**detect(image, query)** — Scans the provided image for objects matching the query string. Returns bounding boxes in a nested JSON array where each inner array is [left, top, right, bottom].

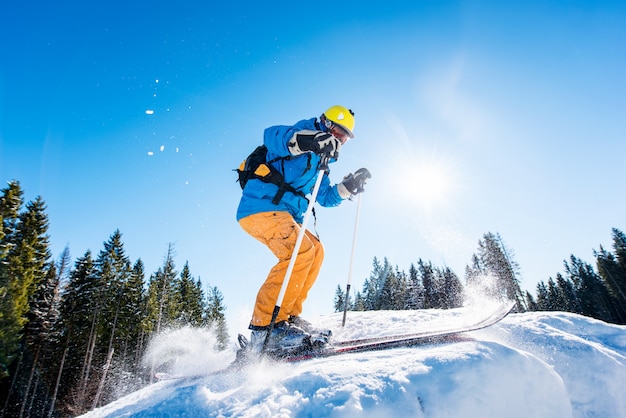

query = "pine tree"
[[0, 191, 51, 380], [0, 190, 51, 416], [439, 267, 464, 309], [546, 278, 562, 311], [472, 233, 526, 311], [145, 244, 178, 334], [56, 246, 72, 287], [612, 228, 626, 270], [395, 268, 408, 309], [555, 273, 581, 314], [464, 254, 485, 290], [56, 251, 95, 412], [595, 229, 626, 323], [535, 281, 549, 311], [359, 278, 373, 310], [205, 286, 229, 351], [127, 259, 147, 377], [525, 291, 538, 311], [0, 180, 24, 378], [380, 267, 404, 310], [404, 263, 424, 310], [88, 230, 133, 409], [114, 258, 145, 377], [175, 263, 205, 326], [59, 252, 96, 333], [16, 196, 52, 307], [44, 247, 73, 418], [595, 248, 626, 323], [419, 259, 438, 309], [0, 180, 22, 242], [20, 262, 62, 417], [352, 291, 366, 311], [145, 251, 180, 387], [334, 285, 347, 313], [565, 256, 613, 322], [361, 257, 390, 311]]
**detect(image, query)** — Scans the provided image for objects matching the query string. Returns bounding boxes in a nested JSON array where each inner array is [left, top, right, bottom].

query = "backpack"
[[236, 145, 307, 204]]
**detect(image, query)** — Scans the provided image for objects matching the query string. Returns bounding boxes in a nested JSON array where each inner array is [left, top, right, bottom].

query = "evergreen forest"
[[335, 230, 626, 326], [0, 181, 229, 417], [2, 179, 625, 417]]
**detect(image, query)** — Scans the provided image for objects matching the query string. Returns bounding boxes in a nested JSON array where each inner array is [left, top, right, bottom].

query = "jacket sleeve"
[[315, 172, 344, 207]]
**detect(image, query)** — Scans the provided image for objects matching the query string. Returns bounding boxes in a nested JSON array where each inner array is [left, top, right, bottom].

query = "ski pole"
[[262, 164, 328, 352], [342, 192, 362, 327]]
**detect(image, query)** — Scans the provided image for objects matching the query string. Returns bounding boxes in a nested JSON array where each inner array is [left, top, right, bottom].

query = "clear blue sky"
[[2, 1, 625, 331]]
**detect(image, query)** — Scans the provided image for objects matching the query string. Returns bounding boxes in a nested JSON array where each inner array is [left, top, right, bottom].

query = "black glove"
[[341, 168, 371, 195], [289, 130, 341, 160]]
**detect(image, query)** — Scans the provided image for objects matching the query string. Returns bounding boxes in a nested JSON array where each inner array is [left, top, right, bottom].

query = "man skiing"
[[237, 105, 371, 355]]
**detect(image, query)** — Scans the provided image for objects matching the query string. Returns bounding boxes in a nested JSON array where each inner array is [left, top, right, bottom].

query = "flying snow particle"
[[147, 151, 154, 156], [160, 145, 165, 152], [145, 109, 154, 115]]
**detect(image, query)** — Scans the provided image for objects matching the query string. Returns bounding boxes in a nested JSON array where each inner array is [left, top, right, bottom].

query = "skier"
[[237, 105, 370, 355]]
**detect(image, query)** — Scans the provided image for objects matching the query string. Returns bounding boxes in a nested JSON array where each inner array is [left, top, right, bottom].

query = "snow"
[[80, 304, 626, 418]]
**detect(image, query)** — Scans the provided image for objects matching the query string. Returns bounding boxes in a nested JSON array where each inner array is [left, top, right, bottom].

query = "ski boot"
[[237, 321, 320, 360], [288, 316, 332, 346]]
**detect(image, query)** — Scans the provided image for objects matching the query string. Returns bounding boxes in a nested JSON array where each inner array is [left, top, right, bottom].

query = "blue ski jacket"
[[236, 117, 344, 224]]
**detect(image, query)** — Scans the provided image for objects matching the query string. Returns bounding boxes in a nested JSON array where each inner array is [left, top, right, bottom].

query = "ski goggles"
[[329, 123, 351, 144]]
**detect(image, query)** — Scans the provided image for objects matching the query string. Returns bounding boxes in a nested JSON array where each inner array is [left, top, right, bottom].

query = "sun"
[[401, 156, 457, 211], [414, 162, 451, 203]]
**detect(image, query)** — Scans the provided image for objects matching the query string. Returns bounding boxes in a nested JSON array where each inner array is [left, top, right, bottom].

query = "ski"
[[286, 301, 515, 361], [155, 301, 515, 380], [334, 300, 515, 348]]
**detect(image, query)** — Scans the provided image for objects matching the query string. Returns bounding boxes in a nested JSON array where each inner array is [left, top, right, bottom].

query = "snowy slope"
[[81, 305, 626, 418]]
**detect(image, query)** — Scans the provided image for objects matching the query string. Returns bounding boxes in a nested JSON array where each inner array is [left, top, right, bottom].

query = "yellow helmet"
[[323, 105, 355, 138]]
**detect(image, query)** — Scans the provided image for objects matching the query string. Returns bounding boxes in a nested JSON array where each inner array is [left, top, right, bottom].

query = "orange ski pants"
[[239, 211, 324, 328]]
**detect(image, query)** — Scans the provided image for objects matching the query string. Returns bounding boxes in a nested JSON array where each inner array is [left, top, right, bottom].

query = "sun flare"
[[414, 163, 450, 202], [400, 156, 457, 211]]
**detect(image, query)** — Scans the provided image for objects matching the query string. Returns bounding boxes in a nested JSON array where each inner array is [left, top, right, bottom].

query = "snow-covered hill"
[[81, 304, 626, 418]]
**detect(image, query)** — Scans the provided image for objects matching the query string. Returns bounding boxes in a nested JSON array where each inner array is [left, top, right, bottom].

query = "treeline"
[[335, 232, 526, 313], [0, 181, 229, 417], [527, 228, 626, 324], [335, 229, 626, 326]]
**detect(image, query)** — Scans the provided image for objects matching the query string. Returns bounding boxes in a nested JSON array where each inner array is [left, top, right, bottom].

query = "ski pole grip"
[[319, 155, 330, 172]]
